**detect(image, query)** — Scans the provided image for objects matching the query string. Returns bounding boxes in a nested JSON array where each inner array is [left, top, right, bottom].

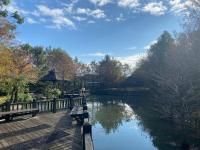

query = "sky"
[[7, 0, 192, 67]]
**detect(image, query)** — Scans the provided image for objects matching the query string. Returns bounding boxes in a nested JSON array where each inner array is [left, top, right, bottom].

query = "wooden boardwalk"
[[0, 111, 82, 150]]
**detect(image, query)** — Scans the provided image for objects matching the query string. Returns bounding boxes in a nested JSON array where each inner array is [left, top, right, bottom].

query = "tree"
[[74, 57, 90, 77], [21, 44, 48, 77], [0, 0, 24, 44], [0, 47, 38, 102], [90, 60, 99, 74], [47, 48, 75, 94], [122, 64, 132, 77], [98, 55, 123, 87]]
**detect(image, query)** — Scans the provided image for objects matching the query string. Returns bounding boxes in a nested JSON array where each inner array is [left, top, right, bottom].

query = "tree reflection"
[[89, 95, 200, 149], [89, 96, 134, 134], [131, 96, 200, 150]]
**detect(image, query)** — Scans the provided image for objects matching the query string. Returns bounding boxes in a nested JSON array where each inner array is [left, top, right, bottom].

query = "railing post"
[[32, 99, 37, 109], [69, 96, 73, 110], [4, 101, 11, 121], [83, 105, 88, 111], [5, 101, 11, 112], [83, 122, 92, 135], [83, 110, 89, 119], [32, 99, 38, 117], [82, 95, 87, 106], [83, 122, 92, 150], [52, 98, 57, 113]]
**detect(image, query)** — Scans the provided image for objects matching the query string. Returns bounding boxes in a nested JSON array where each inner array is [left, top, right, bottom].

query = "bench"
[[0, 108, 39, 121]]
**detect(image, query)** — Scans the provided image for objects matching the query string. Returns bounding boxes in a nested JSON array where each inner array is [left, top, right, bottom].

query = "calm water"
[[88, 95, 157, 150]]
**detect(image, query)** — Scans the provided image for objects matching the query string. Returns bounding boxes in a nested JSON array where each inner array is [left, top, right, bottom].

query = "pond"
[[87, 95, 157, 150]]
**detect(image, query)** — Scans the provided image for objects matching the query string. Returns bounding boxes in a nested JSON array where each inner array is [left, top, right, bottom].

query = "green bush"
[[18, 93, 33, 102]]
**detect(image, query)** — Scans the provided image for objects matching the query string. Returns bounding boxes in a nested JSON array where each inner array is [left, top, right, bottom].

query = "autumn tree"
[[47, 48, 75, 94], [0, 47, 38, 102], [21, 44, 48, 77], [0, 0, 24, 44]]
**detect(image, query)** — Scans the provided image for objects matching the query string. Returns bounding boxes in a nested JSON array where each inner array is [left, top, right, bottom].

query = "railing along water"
[[0, 96, 83, 113]]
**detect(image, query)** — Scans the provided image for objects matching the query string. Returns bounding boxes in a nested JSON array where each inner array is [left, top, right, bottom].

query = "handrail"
[[0, 97, 84, 113]]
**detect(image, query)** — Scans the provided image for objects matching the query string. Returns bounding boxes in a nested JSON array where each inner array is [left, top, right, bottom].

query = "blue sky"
[[8, 0, 192, 66]]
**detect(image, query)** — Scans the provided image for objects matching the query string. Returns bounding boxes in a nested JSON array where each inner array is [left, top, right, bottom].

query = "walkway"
[[0, 111, 82, 150]]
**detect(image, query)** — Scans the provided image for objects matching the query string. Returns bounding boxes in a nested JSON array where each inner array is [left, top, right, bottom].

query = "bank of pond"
[[88, 95, 200, 150]]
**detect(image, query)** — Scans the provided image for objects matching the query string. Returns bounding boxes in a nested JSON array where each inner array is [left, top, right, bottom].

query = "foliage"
[[98, 55, 123, 87], [21, 44, 49, 77], [45, 87, 61, 99], [0, 0, 24, 43], [132, 29, 200, 125], [0, 47, 38, 102], [18, 93, 33, 102], [74, 57, 90, 77], [0, 96, 8, 104], [47, 48, 75, 80]]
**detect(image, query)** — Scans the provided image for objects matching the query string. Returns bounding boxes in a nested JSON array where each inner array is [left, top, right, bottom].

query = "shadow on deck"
[[0, 111, 82, 150]]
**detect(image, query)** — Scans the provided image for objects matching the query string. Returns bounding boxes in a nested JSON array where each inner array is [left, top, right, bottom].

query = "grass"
[[0, 96, 7, 105]]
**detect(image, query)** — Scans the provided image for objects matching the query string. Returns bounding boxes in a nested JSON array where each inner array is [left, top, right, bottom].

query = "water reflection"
[[88, 95, 200, 150], [89, 99, 134, 133], [88, 95, 157, 150]]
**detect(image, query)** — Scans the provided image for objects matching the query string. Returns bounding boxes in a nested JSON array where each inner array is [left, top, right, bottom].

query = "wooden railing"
[[0, 96, 83, 113]]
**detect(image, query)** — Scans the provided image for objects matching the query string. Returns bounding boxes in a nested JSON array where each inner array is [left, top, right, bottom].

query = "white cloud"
[[39, 18, 47, 23], [116, 52, 147, 68], [169, 0, 193, 15], [37, 5, 75, 29], [37, 5, 64, 17], [77, 8, 106, 19], [62, 1, 77, 13], [105, 18, 111, 22], [116, 13, 125, 21], [88, 20, 95, 24], [143, 1, 167, 16], [88, 52, 106, 56], [144, 40, 157, 49], [89, 0, 112, 6], [53, 17, 75, 29], [118, 0, 140, 9], [6, 1, 29, 15], [73, 16, 87, 21], [31, 10, 40, 17], [26, 17, 38, 24]]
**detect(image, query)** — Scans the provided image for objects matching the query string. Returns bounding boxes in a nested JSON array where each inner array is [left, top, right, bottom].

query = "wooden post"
[[32, 99, 37, 109], [5, 101, 11, 112], [83, 122, 93, 150], [52, 98, 57, 113], [83, 122, 92, 136], [32, 99, 38, 117], [69, 96, 73, 110], [4, 101, 11, 121], [83, 105, 88, 111], [83, 110, 89, 119], [82, 96, 87, 106]]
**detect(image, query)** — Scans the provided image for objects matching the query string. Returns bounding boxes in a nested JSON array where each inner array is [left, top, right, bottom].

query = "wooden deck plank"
[[0, 111, 82, 150]]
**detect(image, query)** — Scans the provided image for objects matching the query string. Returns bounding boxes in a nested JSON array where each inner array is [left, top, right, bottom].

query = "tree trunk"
[[14, 88, 18, 102]]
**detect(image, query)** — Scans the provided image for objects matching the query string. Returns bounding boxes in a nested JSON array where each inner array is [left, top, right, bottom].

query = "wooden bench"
[[0, 108, 39, 121]]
